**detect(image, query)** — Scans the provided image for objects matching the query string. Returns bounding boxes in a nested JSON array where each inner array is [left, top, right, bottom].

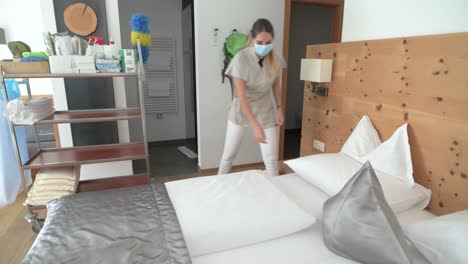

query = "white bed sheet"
[[192, 173, 435, 264], [271, 172, 330, 218]]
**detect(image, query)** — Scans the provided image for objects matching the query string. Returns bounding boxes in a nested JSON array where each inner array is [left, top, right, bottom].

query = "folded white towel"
[[27, 97, 53, 105], [4, 99, 27, 122], [4, 98, 55, 125], [36, 178, 76, 186], [36, 167, 78, 181], [11, 108, 55, 125]]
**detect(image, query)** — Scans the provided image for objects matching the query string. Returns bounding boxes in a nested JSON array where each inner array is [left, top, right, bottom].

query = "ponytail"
[[266, 50, 279, 77]]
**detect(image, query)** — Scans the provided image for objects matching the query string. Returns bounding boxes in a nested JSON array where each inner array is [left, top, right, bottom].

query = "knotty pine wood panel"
[[300, 32, 468, 215]]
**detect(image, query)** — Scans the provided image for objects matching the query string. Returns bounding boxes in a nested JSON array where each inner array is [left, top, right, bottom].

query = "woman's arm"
[[232, 77, 266, 143], [273, 76, 284, 127]]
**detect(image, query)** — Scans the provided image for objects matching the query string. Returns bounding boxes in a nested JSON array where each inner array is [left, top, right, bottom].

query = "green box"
[[119, 49, 137, 73]]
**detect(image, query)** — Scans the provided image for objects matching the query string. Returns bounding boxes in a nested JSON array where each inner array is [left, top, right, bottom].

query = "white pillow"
[[404, 210, 468, 263], [361, 124, 415, 186], [284, 153, 431, 213], [165, 170, 315, 257], [340, 115, 382, 160], [285, 153, 362, 196]]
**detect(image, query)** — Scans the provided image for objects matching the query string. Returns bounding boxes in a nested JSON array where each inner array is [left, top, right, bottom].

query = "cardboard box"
[[73, 56, 95, 64], [49, 55, 97, 74], [0, 61, 50, 74], [49, 55, 74, 74]]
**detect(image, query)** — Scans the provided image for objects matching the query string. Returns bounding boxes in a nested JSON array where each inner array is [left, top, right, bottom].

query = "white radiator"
[[144, 37, 178, 114]]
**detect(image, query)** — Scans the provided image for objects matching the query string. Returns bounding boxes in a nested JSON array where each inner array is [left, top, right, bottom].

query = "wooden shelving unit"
[[3, 72, 138, 79], [23, 143, 146, 169], [0, 41, 151, 232], [14, 108, 142, 126]]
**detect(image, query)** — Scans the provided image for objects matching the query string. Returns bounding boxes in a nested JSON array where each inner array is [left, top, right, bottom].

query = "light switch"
[[212, 28, 219, 46], [313, 139, 325, 152]]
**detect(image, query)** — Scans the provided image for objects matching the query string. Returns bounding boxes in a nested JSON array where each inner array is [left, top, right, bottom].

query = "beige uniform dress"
[[225, 47, 286, 129]]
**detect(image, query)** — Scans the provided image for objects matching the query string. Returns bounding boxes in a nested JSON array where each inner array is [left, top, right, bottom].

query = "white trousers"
[[218, 121, 279, 177]]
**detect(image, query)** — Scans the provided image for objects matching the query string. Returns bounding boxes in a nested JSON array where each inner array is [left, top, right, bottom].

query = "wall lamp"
[[300, 58, 333, 96]]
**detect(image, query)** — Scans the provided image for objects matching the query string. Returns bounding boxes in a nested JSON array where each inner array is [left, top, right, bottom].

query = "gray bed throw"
[[23, 184, 192, 264]]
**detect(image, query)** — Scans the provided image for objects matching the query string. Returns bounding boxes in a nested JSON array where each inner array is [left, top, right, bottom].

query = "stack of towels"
[[95, 59, 121, 73], [26, 167, 80, 206], [4, 97, 54, 125], [20, 52, 48, 62]]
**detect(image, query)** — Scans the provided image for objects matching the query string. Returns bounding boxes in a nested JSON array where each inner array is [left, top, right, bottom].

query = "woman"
[[218, 18, 286, 177]]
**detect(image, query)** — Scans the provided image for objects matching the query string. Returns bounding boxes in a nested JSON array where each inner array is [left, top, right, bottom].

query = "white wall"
[[285, 4, 333, 130], [118, 0, 187, 142], [194, 0, 285, 169], [0, 0, 75, 148], [342, 0, 468, 42], [0, 0, 53, 95], [105, 0, 130, 144], [0, 0, 44, 56]]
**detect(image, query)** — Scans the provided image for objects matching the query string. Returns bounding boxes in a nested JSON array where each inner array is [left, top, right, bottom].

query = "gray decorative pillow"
[[322, 162, 430, 264]]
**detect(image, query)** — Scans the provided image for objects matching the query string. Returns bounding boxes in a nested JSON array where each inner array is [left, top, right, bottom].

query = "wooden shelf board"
[[22, 143, 146, 170], [3, 72, 138, 79], [15, 108, 142, 126], [77, 174, 150, 193]]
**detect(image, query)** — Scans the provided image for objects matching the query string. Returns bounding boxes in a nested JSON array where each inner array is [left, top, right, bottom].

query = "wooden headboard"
[[300, 32, 468, 215]]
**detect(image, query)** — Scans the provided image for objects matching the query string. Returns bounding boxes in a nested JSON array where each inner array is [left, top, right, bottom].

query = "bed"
[[22, 117, 458, 263], [22, 116, 465, 264], [22, 170, 437, 264]]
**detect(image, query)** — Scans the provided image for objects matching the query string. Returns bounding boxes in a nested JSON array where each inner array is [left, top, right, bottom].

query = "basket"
[[0, 61, 50, 74]]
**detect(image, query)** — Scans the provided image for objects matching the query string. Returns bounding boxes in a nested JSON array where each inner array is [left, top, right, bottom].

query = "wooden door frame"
[[279, 0, 344, 160]]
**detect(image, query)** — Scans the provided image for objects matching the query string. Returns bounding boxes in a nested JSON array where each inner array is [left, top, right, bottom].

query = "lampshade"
[[300, 59, 333, 82], [0, 28, 5, 45]]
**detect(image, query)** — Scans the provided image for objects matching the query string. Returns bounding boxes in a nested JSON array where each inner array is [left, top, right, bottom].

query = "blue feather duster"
[[130, 13, 151, 64]]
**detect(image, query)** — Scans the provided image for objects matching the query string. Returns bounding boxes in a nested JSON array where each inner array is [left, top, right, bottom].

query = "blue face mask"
[[254, 43, 273, 57]]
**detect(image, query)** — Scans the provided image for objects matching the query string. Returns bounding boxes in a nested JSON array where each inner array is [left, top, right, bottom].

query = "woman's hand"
[[276, 108, 284, 127], [253, 124, 267, 143]]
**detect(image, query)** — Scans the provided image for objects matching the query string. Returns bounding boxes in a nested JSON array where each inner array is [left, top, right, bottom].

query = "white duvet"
[[165, 170, 316, 257]]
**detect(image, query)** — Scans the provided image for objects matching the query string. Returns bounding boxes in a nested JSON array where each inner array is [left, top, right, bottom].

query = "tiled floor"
[[137, 131, 301, 179], [134, 138, 199, 178]]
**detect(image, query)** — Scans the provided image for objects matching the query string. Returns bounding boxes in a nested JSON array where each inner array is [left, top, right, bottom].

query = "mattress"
[[192, 173, 435, 264]]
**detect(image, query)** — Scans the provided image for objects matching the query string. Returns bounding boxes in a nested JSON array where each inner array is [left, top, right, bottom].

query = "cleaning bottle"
[[108, 39, 120, 60]]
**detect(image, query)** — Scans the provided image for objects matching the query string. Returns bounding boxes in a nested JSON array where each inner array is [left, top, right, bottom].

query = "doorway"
[[146, 1, 198, 179], [119, 0, 198, 178], [280, 0, 344, 160]]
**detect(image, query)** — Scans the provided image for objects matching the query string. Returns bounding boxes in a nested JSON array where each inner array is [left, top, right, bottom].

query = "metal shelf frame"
[[0, 40, 151, 231]]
